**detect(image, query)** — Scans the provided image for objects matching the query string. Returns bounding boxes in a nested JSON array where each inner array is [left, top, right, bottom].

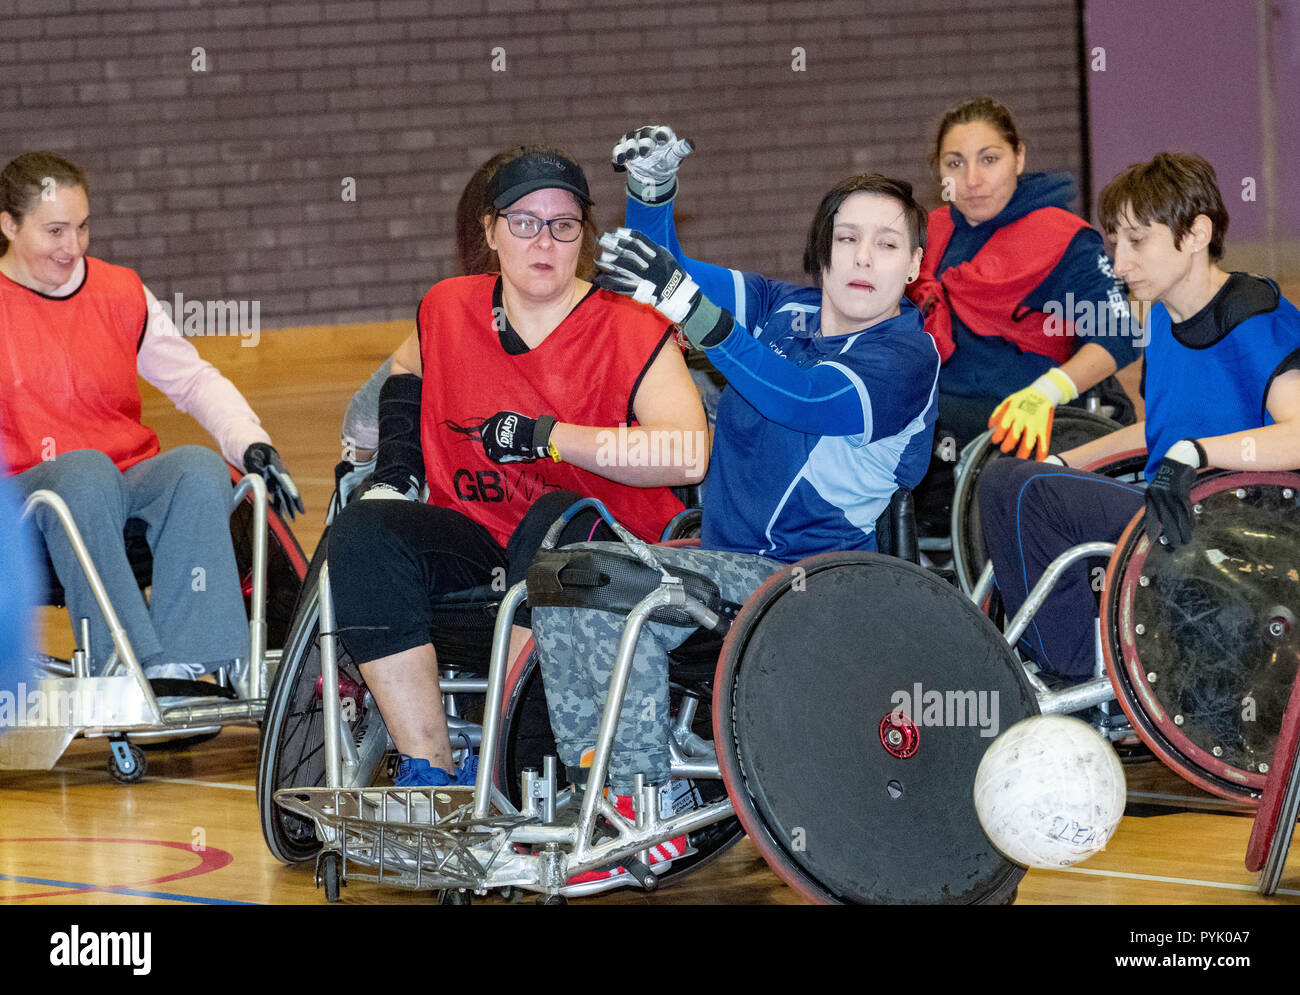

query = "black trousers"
[[977, 458, 1144, 680], [329, 490, 611, 665]]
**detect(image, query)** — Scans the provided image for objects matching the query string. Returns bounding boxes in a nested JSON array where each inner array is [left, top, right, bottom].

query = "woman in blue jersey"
[[977, 152, 1300, 682], [909, 96, 1140, 462], [607, 126, 940, 560], [528, 128, 941, 884]]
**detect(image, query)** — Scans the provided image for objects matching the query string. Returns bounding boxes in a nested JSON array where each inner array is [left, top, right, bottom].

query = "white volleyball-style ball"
[[974, 714, 1127, 869]]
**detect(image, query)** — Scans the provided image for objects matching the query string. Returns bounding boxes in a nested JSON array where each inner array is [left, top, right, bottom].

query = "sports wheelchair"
[[0, 464, 307, 782], [263, 416, 1300, 904]]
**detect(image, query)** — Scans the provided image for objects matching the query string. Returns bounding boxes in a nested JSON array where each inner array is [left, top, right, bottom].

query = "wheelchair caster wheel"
[[438, 890, 472, 906], [107, 742, 146, 784], [317, 852, 343, 903], [537, 894, 567, 905]]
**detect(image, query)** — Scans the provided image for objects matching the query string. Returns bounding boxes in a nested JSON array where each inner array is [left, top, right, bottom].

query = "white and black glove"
[[596, 228, 732, 349], [611, 125, 694, 204], [242, 443, 304, 519], [1144, 439, 1206, 548]]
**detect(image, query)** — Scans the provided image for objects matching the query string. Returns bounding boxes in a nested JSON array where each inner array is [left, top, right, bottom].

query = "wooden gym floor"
[[1, 320, 1296, 906]]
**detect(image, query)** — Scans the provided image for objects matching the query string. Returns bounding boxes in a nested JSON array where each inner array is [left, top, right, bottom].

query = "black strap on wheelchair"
[[526, 547, 741, 631], [147, 679, 238, 700]]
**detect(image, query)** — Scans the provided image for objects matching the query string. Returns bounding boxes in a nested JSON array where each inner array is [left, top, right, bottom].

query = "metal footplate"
[[275, 782, 725, 898], [275, 785, 535, 891]]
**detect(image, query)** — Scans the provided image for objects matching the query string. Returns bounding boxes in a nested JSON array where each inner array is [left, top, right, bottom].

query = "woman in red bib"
[[0, 151, 301, 679], [907, 97, 1140, 463], [327, 146, 706, 788]]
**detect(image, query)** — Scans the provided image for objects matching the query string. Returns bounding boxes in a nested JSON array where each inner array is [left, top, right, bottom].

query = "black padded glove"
[[479, 412, 556, 464], [242, 443, 304, 519], [1143, 439, 1206, 548]]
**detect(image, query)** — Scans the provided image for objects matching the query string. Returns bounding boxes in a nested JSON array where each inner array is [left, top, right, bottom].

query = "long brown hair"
[[0, 151, 88, 255]]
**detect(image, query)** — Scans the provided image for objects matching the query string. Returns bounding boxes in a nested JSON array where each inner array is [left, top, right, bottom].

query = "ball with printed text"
[[974, 715, 1126, 869]]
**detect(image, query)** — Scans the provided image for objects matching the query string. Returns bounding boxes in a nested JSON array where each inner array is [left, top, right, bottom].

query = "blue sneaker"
[[454, 752, 479, 787], [394, 755, 454, 787]]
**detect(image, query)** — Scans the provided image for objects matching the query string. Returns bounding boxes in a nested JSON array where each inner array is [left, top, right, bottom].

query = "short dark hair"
[[802, 174, 927, 284], [931, 96, 1023, 170], [1097, 152, 1228, 261], [0, 151, 88, 255]]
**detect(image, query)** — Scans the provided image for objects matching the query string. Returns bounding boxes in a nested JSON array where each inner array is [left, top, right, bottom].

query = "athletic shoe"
[[454, 751, 479, 787], [384, 755, 467, 825], [394, 754, 454, 787], [144, 661, 207, 681], [392, 753, 478, 788], [567, 792, 687, 885]]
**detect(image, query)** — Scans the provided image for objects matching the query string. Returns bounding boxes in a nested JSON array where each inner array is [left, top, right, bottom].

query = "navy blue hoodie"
[[938, 171, 1137, 399]]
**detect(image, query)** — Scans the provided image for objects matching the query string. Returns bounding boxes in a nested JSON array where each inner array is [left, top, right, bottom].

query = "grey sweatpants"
[[531, 543, 780, 795], [16, 447, 248, 673]]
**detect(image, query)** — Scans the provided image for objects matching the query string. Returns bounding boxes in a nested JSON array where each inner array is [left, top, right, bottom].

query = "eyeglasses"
[[502, 213, 583, 242]]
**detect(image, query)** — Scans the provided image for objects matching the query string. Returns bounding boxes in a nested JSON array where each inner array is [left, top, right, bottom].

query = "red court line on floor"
[[0, 837, 233, 901]]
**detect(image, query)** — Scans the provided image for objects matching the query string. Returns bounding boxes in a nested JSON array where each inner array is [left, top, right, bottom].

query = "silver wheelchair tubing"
[[315, 559, 491, 793], [230, 472, 270, 701], [17, 474, 273, 737], [293, 573, 732, 894], [981, 539, 1120, 717], [569, 577, 730, 868], [20, 488, 161, 725]]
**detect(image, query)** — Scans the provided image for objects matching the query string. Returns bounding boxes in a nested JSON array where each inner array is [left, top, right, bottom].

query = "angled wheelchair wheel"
[[227, 465, 309, 652], [257, 536, 391, 864], [1102, 471, 1300, 804], [714, 552, 1038, 904], [951, 407, 1121, 594], [497, 641, 745, 884], [1078, 448, 1149, 484]]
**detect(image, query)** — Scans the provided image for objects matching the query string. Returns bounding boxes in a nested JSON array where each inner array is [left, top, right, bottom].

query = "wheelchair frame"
[[273, 492, 1127, 903], [0, 473, 275, 780]]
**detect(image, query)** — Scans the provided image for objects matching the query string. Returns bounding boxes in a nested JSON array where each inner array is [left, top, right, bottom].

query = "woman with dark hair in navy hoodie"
[[908, 96, 1139, 463]]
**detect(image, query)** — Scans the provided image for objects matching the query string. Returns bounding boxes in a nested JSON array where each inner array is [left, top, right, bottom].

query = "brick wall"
[[1, 0, 1084, 328]]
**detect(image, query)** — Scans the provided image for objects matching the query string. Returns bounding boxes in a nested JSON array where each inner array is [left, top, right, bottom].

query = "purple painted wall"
[[1085, 0, 1293, 242], [1276, 2, 1300, 236]]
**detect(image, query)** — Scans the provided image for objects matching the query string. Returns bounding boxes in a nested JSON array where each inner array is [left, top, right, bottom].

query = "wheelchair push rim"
[[951, 407, 1122, 595], [713, 552, 1037, 904], [1101, 471, 1300, 805]]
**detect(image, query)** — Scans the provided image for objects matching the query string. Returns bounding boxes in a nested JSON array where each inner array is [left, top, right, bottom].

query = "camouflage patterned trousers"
[[531, 543, 781, 794]]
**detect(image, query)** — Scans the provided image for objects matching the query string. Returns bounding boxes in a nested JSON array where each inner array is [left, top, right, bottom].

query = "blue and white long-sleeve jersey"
[[626, 194, 940, 562]]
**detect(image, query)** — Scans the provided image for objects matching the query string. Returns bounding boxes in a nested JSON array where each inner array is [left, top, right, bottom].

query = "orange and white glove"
[[988, 367, 1078, 461]]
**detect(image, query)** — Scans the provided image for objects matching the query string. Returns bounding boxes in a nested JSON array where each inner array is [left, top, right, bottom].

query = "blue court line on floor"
[[0, 872, 256, 905]]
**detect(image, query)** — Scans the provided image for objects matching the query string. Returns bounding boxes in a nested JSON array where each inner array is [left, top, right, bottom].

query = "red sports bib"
[[417, 275, 685, 545], [908, 205, 1088, 364], [0, 258, 155, 475]]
